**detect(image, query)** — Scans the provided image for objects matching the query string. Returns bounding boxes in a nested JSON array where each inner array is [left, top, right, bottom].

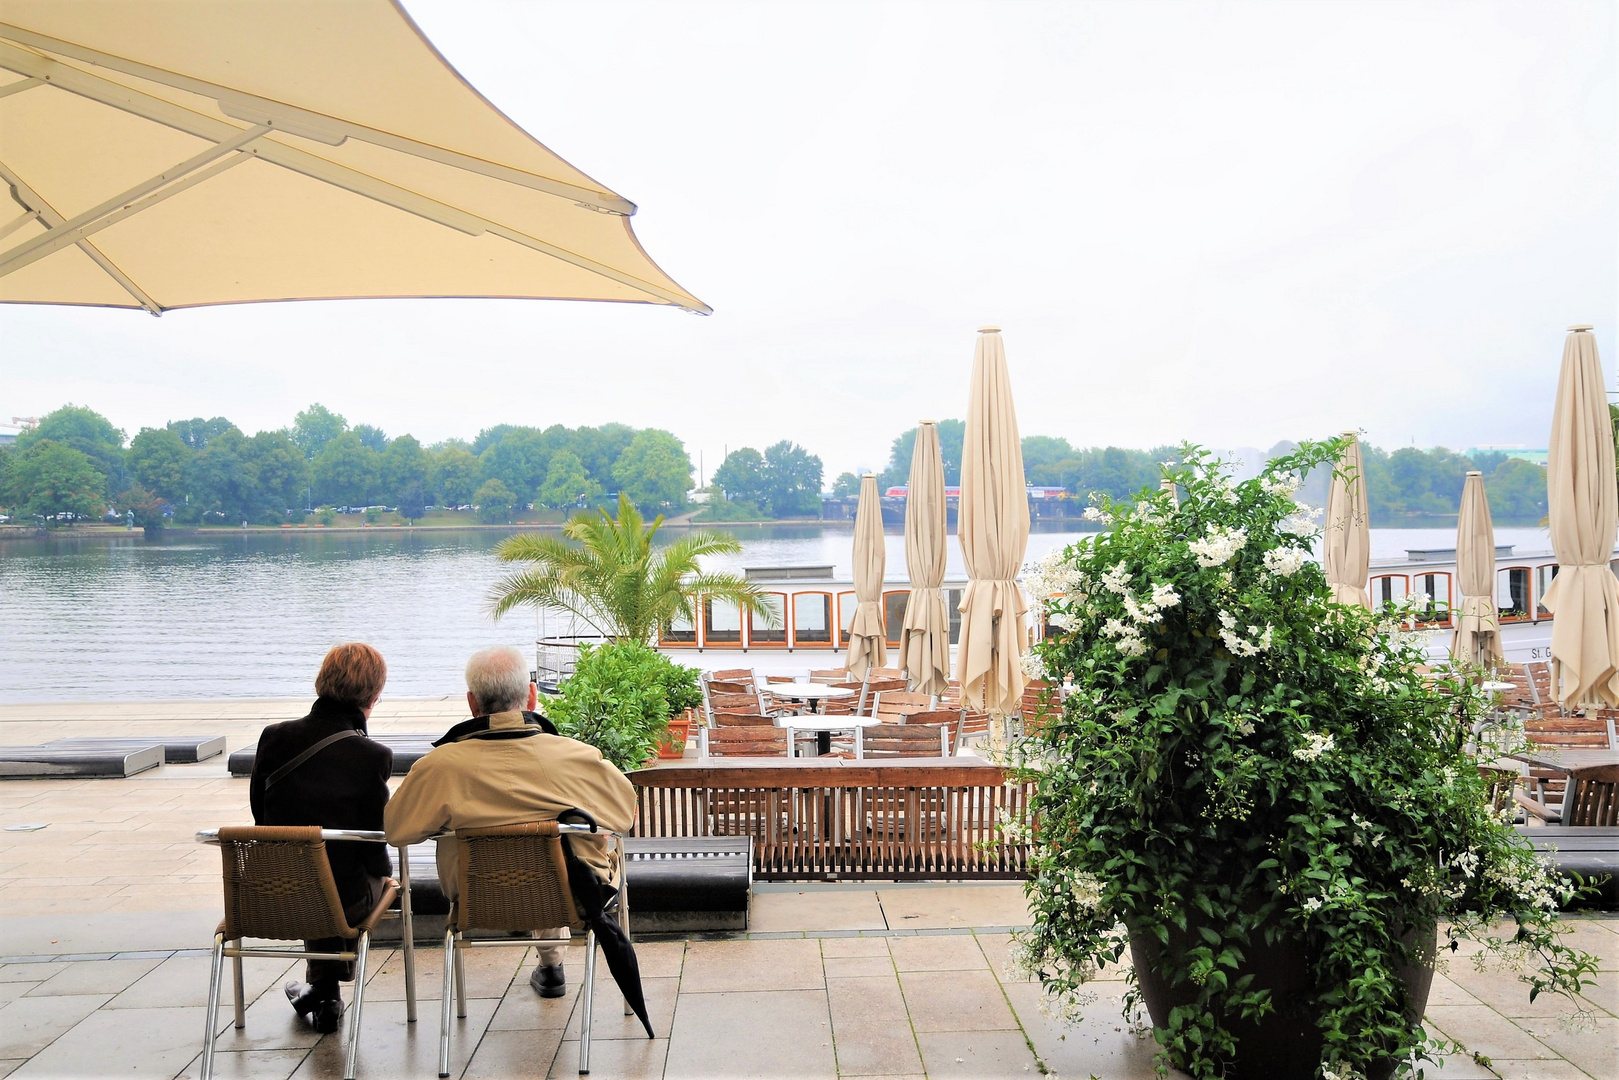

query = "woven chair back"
[[216, 826, 352, 942], [706, 680, 754, 695], [708, 668, 755, 686], [713, 712, 776, 727], [703, 726, 790, 757], [860, 722, 951, 758], [1564, 765, 1619, 827], [872, 691, 934, 720], [455, 822, 580, 933], [709, 692, 764, 712], [819, 681, 865, 716]]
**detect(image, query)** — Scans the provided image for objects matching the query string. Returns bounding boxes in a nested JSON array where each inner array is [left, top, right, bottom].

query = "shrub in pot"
[[548, 641, 702, 773], [1010, 442, 1595, 1080]]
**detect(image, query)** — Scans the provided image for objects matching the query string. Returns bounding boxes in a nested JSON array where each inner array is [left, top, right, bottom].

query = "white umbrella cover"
[[1452, 470, 1501, 669], [846, 474, 887, 679], [1323, 432, 1371, 609], [901, 422, 950, 697]]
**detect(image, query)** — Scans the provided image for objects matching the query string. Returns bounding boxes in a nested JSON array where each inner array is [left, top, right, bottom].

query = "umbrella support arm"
[[0, 124, 268, 281]]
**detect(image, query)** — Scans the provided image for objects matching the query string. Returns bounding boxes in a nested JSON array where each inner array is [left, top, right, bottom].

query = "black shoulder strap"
[[265, 728, 360, 789]]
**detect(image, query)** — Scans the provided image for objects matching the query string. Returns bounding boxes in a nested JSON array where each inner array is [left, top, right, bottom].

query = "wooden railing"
[[627, 758, 1032, 881]]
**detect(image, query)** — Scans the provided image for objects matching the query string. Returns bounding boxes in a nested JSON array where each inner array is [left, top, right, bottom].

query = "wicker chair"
[[440, 821, 633, 1077], [871, 691, 934, 722], [855, 722, 953, 759], [699, 725, 792, 757], [199, 827, 400, 1080]]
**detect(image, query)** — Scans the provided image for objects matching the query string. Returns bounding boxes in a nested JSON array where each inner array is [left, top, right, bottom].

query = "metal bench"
[[1515, 825, 1619, 908], [0, 743, 163, 778], [48, 735, 226, 763]]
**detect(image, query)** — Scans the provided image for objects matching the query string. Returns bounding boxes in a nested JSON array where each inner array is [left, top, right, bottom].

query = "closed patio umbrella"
[[1323, 431, 1371, 609], [901, 422, 950, 698], [1540, 325, 1619, 707], [1453, 470, 1502, 669], [954, 327, 1030, 717], [846, 474, 887, 680], [0, 0, 706, 313]]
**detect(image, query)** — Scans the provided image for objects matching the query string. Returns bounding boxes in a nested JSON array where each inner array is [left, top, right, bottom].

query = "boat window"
[[837, 591, 858, 645], [1535, 564, 1558, 618], [883, 591, 909, 648], [945, 588, 963, 645], [704, 598, 742, 645], [1411, 572, 1452, 627], [1497, 567, 1531, 621], [748, 592, 787, 646], [660, 608, 696, 646], [1370, 575, 1408, 610], [792, 592, 833, 646]]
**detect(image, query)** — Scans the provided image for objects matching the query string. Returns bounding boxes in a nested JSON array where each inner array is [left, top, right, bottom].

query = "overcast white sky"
[[2, 0, 1615, 480]]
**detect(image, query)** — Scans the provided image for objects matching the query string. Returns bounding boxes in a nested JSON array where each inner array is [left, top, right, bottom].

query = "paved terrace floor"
[[1, 699, 1616, 1080]]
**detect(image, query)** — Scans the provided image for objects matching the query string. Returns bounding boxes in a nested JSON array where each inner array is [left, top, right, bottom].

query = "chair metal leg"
[[231, 953, 246, 1028], [343, 932, 372, 1080], [453, 935, 467, 1019], [579, 928, 597, 1074], [199, 933, 225, 1080], [398, 845, 417, 1023], [437, 925, 455, 1078]]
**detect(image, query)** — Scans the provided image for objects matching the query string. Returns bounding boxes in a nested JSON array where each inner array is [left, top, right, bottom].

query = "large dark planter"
[[1129, 917, 1436, 1080]]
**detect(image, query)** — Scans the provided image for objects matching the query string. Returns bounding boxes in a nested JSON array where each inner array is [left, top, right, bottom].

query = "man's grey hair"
[[465, 646, 531, 715]]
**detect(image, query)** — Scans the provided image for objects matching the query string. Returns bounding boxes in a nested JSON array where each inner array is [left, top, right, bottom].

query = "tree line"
[[0, 403, 695, 527], [0, 401, 1552, 528]]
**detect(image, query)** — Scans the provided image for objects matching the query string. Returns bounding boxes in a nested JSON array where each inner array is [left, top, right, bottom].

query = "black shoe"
[[529, 963, 566, 998], [310, 996, 345, 1034], [285, 981, 320, 1017], [285, 981, 344, 1031]]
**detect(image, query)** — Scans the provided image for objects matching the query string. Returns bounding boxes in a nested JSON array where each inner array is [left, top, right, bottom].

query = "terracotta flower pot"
[[1129, 917, 1436, 1080], [656, 718, 692, 760]]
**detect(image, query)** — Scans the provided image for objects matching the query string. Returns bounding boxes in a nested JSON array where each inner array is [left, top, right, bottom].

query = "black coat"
[[249, 697, 393, 909]]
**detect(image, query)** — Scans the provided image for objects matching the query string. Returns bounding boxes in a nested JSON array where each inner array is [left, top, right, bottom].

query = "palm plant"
[[489, 493, 777, 643]]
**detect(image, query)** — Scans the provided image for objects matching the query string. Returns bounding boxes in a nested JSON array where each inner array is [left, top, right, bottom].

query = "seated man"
[[385, 645, 637, 999], [249, 643, 393, 1033]]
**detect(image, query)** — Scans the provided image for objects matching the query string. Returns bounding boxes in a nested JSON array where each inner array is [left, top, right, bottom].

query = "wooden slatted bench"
[[628, 757, 1032, 882], [227, 733, 440, 777], [48, 735, 226, 763], [0, 743, 164, 778], [1516, 825, 1619, 908]]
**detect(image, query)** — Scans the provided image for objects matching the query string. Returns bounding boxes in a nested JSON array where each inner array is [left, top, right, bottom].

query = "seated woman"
[[248, 643, 394, 1033]]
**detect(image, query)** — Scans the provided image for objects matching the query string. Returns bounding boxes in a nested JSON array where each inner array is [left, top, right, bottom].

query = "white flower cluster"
[[1100, 561, 1132, 595], [1483, 851, 1562, 913], [1260, 472, 1302, 497], [1020, 650, 1047, 682], [1262, 546, 1310, 576], [1301, 896, 1323, 913], [1100, 578, 1181, 658], [1190, 524, 1247, 568], [1082, 505, 1104, 522], [1209, 474, 1240, 503], [1217, 610, 1273, 657], [1293, 731, 1336, 762], [1446, 849, 1480, 880], [1322, 1066, 1368, 1080], [1102, 618, 1149, 657], [1021, 550, 1087, 605], [1280, 502, 1323, 537], [1122, 582, 1181, 626]]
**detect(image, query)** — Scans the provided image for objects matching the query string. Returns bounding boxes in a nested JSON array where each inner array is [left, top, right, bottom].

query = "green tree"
[[128, 427, 190, 503], [831, 471, 861, 498], [185, 427, 254, 522], [0, 443, 14, 511], [380, 434, 429, 504], [119, 484, 168, 532], [537, 450, 602, 508], [612, 429, 693, 512], [398, 482, 428, 522], [166, 416, 234, 451], [490, 493, 775, 643], [711, 447, 767, 508], [9, 440, 106, 522], [352, 423, 390, 453], [291, 404, 347, 459], [243, 430, 311, 517], [881, 418, 964, 488], [312, 431, 379, 506], [473, 477, 518, 523], [479, 427, 551, 504], [15, 405, 125, 497], [571, 423, 636, 488], [761, 440, 823, 517], [1485, 458, 1548, 519], [431, 446, 483, 506]]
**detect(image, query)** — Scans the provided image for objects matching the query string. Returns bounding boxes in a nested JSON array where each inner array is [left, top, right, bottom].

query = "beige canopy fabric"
[[1540, 325, 1619, 707], [1323, 432, 1371, 609], [846, 474, 887, 680], [0, 0, 707, 313], [954, 327, 1030, 717], [900, 422, 950, 698], [1452, 470, 1502, 669]]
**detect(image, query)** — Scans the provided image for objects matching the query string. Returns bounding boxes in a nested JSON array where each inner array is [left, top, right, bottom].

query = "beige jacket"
[[383, 711, 638, 900]]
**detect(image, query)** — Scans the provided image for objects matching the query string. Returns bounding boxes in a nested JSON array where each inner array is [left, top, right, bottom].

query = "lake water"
[[0, 523, 1553, 702]]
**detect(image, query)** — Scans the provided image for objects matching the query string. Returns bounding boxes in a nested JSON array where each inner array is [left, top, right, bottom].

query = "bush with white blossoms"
[[1009, 441, 1595, 1080]]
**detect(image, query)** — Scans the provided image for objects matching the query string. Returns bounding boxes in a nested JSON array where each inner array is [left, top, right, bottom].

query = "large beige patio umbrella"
[[0, 0, 707, 313], [1453, 470, 1502, 669], [845, 474, 887, 680], [1323, 432, 1371, 609], [900, 422, 950, 698], [954, 327, 1030, 716], [1540, 325, 1619, 707]]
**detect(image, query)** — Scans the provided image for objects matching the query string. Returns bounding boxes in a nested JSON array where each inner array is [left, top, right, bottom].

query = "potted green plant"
[[1009, 441, 1595, 1080], [546, 640, 702, 773]]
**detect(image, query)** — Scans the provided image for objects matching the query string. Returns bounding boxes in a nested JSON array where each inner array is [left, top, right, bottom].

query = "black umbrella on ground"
[[557, 809, 655, 1039]]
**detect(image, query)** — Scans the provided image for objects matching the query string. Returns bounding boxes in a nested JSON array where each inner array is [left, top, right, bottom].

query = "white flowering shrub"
[[1009, 442, 1595, 1080]]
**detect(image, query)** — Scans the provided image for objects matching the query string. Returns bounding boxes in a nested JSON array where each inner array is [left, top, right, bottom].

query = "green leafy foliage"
[[1010, 442, 1595, 1079], [7, 440, 106, 521], [473, 478, 518, 523], [612, 429, 693, 512], [547, 641, 702, 773]]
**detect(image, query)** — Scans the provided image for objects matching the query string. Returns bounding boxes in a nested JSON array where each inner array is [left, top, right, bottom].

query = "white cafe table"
[[773, 710, 878, 757], [762, 682, 857, 714]]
